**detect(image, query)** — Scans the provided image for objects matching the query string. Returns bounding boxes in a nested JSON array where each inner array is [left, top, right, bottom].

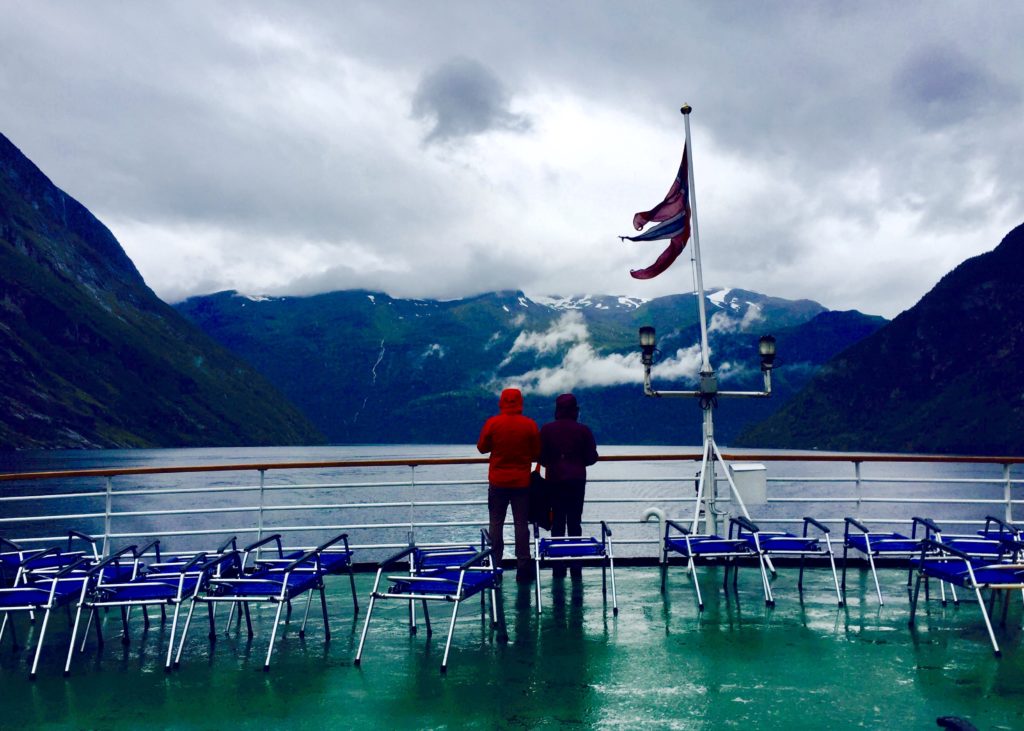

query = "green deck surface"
[[2, 566, 1022, 730]]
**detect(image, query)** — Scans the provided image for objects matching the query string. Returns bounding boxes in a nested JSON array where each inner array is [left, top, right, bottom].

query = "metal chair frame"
[[531, 521, 618, 616], [355, 543, 506, 673]]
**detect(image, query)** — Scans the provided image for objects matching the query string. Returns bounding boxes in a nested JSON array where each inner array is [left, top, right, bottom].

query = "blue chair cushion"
[[0, 581, 81, 607], [539, 538, 604, 558], [846, 533, 920, 554], [389, 569, 499, 598], [97, 582, 181, 602], [750, 534, 821, 553], [942, 538, 1003, 558], [415, 547, 478, 570], [666, 536, 750, 557], [283, 549, 354, 573], [219, 571, 319, 598]]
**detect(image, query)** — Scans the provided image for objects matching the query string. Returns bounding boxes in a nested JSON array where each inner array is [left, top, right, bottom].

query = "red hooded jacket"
[[477, 388, 540, 488]]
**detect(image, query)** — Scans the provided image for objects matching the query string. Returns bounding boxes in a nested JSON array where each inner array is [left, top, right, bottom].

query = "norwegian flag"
[[621, 145, 691, 280]]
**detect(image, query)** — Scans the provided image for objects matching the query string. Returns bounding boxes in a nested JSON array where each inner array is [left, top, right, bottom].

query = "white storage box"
[[729, 463, 767, 506]]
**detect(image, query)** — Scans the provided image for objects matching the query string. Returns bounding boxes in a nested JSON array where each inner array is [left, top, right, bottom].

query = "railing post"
[[854, 461, 863, 517], [256, 468, 267, 546], [102, 476, 112, 557], [408, 465, 417, 543], [1004, 463, 1013, 524]]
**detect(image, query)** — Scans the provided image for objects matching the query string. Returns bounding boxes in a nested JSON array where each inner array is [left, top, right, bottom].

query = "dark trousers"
[[551, 479, 586, 538], [488, 487, 531, 571]]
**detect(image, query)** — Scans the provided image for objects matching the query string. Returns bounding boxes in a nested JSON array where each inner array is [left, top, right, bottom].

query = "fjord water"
[[0, 444, 1013, 559]]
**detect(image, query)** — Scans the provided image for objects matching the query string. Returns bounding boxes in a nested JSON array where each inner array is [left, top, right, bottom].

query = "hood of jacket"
[[554, 393, 579, 420], [499, 388, 524, 415]]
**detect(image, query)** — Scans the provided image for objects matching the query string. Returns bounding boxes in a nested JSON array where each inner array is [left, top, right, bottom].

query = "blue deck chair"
[[909, 539, 1024, 656], [911, 517, 1020, 608], [661, 518, 767, 610], [730, 516, 844, 607], [355, 543, 506, 673], [1, 537, 30, 588], [531, 522, 618, 616], [64, 543, 222, 675], [0, 548, 93, 679], [176, 533, 347, 671], [977, 516, 1022, 553], [842, 517, 936, 605], [242, 533, 358, 614]]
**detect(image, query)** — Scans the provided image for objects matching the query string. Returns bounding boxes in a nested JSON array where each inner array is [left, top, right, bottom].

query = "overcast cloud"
[[2, 2, 1022, 317]]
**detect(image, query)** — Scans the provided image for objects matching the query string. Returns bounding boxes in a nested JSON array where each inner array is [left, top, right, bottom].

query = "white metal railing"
[[0, 453, 1020, 562]]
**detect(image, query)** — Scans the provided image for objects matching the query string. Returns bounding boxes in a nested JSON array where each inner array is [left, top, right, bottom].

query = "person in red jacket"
[[477, 388, 540, 582]]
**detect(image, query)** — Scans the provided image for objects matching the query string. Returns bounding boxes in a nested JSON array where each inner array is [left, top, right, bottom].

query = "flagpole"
[[681, 104, 719, 533], [635, 105, 777, 536], [682, 105, 712, 374]]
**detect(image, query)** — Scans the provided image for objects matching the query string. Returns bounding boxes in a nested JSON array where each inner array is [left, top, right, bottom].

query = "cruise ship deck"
[[3, 563, 1022, 729]]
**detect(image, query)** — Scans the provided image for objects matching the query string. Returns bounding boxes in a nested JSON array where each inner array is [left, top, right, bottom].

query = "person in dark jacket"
[[539, 393, 598, 579], [477, 388, 541, 582]]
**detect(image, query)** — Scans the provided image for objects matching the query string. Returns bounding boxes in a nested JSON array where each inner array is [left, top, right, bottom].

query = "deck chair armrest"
[[922, 539, 971, 562], [665, 520, 690, 536], [200, 550, 241, 575], [380, 546, 417, 568], [844, 517, 869, 534], [912, 516, 942, 538], [242, 534, 284, 556], [459, 548, 493, 571], [67, 530, 98, 547], [174, 552, 209, 573], [982, 515, 1019, 537], [0, 536, 22, 552], [283, 549, 320, 573], [19, 545, 62, 568], [313, 533, 349, 555], [601, 521, 613, 538], [54, 556, 92, 578], [730, 515, 759, 534], [137, 539, 162, 562], [215, 535, 239, 553], [89, 545, 139, 575], [803, 517, 830, 535]]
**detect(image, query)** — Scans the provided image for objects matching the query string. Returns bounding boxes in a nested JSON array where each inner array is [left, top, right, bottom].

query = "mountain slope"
[[0, 132, 324, 448], [177, 288, 884, 445], [737, 223, 1024, 454]]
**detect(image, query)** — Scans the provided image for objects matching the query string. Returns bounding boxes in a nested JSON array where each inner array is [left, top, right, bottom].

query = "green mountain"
[[737, 223, 1024, 455], [0, 132, 324, 449], [177, 289, 885, 446]]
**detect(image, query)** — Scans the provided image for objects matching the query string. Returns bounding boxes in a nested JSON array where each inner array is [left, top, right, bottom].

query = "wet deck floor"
[[2, 566, 1023, 729]]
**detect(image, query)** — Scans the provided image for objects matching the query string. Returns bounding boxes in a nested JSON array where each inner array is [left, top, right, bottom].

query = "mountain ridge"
[[737, 222, 1024, 454], [0, 131, 324, 449]]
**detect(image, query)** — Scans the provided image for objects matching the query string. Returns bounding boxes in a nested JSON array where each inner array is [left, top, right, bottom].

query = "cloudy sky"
[[2, 2, 1022, 318]]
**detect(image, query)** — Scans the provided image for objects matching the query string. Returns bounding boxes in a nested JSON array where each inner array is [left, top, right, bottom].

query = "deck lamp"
[[758, 335, 777, 371], [638, 326, 657, 366]]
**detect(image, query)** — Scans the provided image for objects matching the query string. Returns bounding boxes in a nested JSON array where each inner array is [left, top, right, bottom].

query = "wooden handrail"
[[0, 451, 1022, 482]]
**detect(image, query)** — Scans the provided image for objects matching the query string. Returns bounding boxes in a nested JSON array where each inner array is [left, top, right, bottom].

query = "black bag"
[[528, 465, 552, 531]]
